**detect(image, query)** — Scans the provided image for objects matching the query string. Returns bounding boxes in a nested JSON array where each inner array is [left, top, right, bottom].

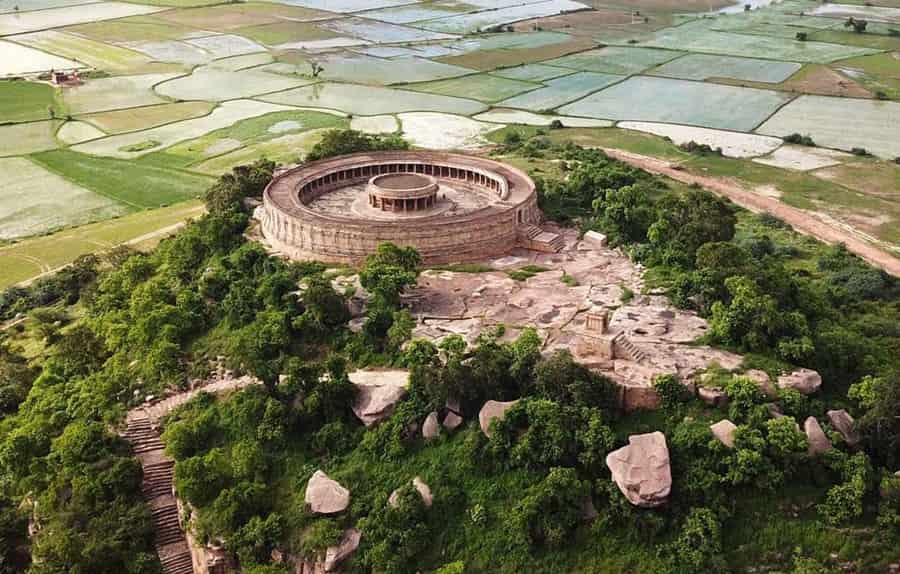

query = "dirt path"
[[601, 147, 900, 278]]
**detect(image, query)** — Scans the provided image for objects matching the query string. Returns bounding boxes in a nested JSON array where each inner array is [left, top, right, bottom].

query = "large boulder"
[[804, 417, 831, 456], [388, 476, 433, 509], [605, 431, 672, 508], [442, 411, 463, 431], [478, 400, 518, 437], [422, 411, 440, 440], [305, 471, 350, 515], [826, 409, 860, 446], [710, 419, 737, 448], [349, 369, 409, 427], [323, 528, 360, 572], [777, 368, 822, 395]]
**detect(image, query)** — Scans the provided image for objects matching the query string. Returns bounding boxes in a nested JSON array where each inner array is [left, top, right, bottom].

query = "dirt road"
[[601, 147, 900, 278]]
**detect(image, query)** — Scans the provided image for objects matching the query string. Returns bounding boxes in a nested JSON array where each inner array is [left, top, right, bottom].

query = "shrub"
[[663, 507, 727, 573], [783, 133, 815, 146], [507, 467, 588, 550], [850, 147, 870, 156]]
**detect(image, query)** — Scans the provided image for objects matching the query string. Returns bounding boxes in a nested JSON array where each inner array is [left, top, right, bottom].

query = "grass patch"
[[120, 140, 161, 153], [429, 263, 496, 273], [31, 149, 213, 209], [507, 264, 549, 281], [77, 102, 215, 134], [0, 80, 63, 123], [560, 272, 578, 286]]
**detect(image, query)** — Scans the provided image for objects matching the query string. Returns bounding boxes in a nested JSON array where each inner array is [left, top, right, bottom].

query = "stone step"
[[160, 551, 194, 574]]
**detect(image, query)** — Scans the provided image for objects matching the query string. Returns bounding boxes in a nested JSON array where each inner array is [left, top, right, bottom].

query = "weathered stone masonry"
[[261, 151, 542, 265]]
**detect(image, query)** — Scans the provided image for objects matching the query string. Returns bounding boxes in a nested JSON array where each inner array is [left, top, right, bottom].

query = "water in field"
[[716, 0, 779, 15]]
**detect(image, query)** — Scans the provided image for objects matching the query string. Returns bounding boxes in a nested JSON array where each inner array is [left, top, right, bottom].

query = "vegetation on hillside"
[[0, 131, 897, 573]]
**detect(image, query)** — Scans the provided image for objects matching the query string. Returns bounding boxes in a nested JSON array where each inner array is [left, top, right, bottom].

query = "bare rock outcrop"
[[710, 419, 737, 448], [605, 431, 671, 508], [349, 370, 409, 427], [777, 368, 822, 395], [323, 528, 360, 572], [305, 471, 350, 515], [388, 476, 433, 509], [442, 411, 463, 431], [479, 400, 518, 437], [804, 417, 831, 456], [826, 409, 860, 447], [422, 411, 440, 440]]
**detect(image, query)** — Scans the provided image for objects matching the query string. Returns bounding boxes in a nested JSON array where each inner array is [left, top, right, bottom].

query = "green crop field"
[[0, 156, 127, 240], [406, 73, 539, 103], [650, 53, 803, 84], [30, 149, 214, 208], [545, 46, 684, 75], [757, 95, 900, 158], [560, 76, 795, 131], [148, 109, 347, 167], [0, 121, 60, 157], [260, 83, 488, 116], [834, 52, 900, 99], [642, 19, 880, 63], [498, 72, 624, 112], [0, 200, 204, 288], [78, 102, 216, 134], [0, 80, 62, 123]]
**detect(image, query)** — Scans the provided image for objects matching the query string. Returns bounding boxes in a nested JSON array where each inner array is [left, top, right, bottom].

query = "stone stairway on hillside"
[[517, 224, 565, 253], [123, 414, 194, 574], [613, 332, 648, 364]]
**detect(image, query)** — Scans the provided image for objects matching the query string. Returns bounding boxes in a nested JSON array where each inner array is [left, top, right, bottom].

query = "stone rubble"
[[442, 411, 463, 431], [422, 411, 440, 440], [710, 419, 738, 448], [777, 368, 822, 395], [605, 431, 672, 508], [478, 400, 519, 437], [323, 528, 360, 572], [826, 409, 860, 446], [305, 471, 350, 515], [389, 476, 433, 509], [349, 369, 409, 427], [804, 417, 832, 456]]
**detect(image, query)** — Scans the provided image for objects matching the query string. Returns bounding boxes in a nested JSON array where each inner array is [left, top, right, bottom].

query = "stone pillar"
[[585, 311, 609, 334]]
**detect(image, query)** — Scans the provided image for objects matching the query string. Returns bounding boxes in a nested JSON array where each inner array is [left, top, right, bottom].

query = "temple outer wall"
[[261, 151, 541, 266]]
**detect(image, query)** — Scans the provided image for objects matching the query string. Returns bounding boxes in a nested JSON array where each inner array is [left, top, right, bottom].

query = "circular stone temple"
[[259, 151, 546, 265], [367, 173, 439, 212]]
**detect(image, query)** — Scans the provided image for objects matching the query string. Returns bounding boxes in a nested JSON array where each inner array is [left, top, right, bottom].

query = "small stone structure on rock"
[[777, 368, 822, 395], [710, 419, 738, 448], [605, 431, 672, 508], [349, 369, 409, 426], [826, 409, 860, 446], [583, 230, 607, 248], [479, 399, 519, 437], [323, 528, 361, 572], [804, 417, 831, 456], [388, 476, 433, 508], [422, 411, 440, 440], [305, 471, 350, 515]]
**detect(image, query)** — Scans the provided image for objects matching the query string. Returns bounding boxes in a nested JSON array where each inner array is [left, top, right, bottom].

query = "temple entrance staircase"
[[124, 413, 194, 574], [517, 224, 565, 253]]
